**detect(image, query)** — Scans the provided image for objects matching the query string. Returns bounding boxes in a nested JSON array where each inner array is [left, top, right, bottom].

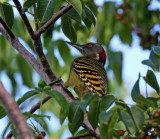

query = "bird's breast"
[[72, 57, 107, 97]]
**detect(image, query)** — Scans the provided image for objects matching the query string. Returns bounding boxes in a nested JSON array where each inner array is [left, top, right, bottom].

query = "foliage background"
[[0, 0, 160, 138]]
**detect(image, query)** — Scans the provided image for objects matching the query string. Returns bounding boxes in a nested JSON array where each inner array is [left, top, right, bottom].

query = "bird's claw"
[[49, 77, 63, 86]]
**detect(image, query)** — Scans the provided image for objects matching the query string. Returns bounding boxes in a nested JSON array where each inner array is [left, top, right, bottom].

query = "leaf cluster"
[[0, 0, 160, 138]]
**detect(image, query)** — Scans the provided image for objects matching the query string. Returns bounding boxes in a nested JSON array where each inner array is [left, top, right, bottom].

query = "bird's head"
[[66, 41, 107, 65]]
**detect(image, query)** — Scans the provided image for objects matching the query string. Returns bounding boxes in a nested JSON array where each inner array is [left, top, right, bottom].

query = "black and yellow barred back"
[[72, 57, 107, 97]]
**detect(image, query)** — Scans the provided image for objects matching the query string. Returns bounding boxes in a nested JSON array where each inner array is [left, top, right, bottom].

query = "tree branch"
[[34, 4, 72, 36], [0, 23, 50, 83], [67, 132, 92, 139], [33, 4, 38, 31], [0, 82, 33, 139], [13, 0, 58, 84], [0, 4, 100, 138], [0, 17, 15, 39], [12, 0, 35, 39], [0, 21, 100, 139]]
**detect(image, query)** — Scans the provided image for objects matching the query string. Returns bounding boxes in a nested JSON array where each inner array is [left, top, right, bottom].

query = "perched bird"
[[64, 41, 107, 98]]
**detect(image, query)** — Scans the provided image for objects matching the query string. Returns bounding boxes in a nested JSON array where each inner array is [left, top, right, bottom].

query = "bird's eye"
[[88, 43, 93, 48]]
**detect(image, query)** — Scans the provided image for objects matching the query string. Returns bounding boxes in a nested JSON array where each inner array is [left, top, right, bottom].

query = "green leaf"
[[37, 0, 56, 23], [17, 90, 39, 105], [65, 7, 81, 22], [61, 15, 77, 42], [135, 95, 152, 110], [2, 121, 12, 139], [131, 75, 140, 102], [88, 99, 100, 130], [149, 50, 160, 71], [107, 111, 119, 139], [99, 105, 124, 138], [12, 18, 34, 51], [16, 55, 33, 88], [108, 50, 123, 84], [0, 3, 14, 28], [43, 25, 54, 50], [0, 104, 7, 119], [81, 9, 86, 20], [57, 40, 71, 65], [45, 90, 69, 124], [130, 106, 145, 130], [0, 0, 8, 2], [23, 0, 37, 11], [118, 24, 132, 45], [24, 112, 50, 127], [45, 90, 67, 109], [84, 6, 96, 26], [99, 111, 113, 124], [0, 36, 15, 71], [59, 103, 69, 125], [100, 122, 109, 139], [146, 97, 158, 108], [153, 46, 160, 56], [46, 46, 61, 75], [142, 59, 159, 71], [117, 109, 136, 134], [68, 100, 84, 134], [83, 15, 92, 29], [6, 68, 17, 97], [143, 70, 159, 94], [99, 111, 113, 138], [38, 79, 47, 89], [24, 112, 51, 120], [66, 0, 82, 17], [100, 95, 116, 112], [80, 94, 99, 111], [11, 124, 18, 139]]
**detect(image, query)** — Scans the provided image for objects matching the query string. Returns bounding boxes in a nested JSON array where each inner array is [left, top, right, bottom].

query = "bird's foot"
[[49, 77, 63, 86]]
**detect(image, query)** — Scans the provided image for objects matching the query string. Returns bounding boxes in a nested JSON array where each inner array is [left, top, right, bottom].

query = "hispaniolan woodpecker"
[[64, 41, 107, 98]]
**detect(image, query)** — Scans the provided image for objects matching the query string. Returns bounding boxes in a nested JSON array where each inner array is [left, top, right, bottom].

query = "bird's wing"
[[72, 57, 107, 97]]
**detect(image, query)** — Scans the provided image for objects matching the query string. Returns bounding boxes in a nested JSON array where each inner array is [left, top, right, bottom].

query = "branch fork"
[[0, 0, 100, 138]]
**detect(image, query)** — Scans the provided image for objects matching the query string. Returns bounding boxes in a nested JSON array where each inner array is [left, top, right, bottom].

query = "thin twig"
[[0, 23, 50, 83], [13, 0, 58, 84], [0, 82, 33, 139], [34, 4, 72, 36], [0, 22, 100, 139], [67, 132, 92, 139], [0, 17, 15, 39], [0, 2, 100, 138], [13, 0, 35, 39]]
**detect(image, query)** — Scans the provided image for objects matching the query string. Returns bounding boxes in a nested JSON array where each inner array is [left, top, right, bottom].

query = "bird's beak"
[[65, 41, 83, 51]]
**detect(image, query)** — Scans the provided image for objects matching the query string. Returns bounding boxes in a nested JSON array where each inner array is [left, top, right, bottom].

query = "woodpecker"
[[64, 41, 107, 98]]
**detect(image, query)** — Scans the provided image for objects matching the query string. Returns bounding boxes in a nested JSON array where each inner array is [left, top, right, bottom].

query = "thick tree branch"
[[0, 23, 50, 83], [0, 82, 33, 139], [34, 4, 72, 36], [0, 3, 100, 138], [67, 132, 92, 139], [32, 4, 72, 83], [0, 21, 100, 139]]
